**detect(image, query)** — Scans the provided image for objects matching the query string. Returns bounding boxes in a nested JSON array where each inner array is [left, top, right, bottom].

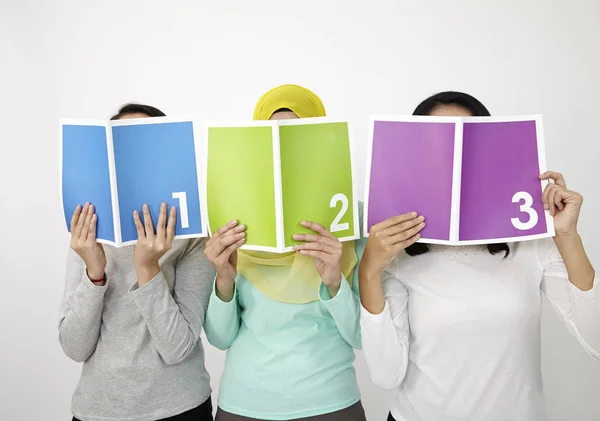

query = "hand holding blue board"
[[60, 117, 206, 246]]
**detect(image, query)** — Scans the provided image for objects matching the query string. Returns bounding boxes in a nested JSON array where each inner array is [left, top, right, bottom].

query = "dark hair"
[[110, 103, 166, 120], [405, 91, 510, 258], [273, 107, 293, 114]]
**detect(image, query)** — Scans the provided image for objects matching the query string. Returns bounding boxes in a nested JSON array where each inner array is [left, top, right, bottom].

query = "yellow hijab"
[[237, 84, 358, 304]]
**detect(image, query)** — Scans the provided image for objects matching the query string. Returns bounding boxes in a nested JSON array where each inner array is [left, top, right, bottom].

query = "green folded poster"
[[206, 118, 359, 252]]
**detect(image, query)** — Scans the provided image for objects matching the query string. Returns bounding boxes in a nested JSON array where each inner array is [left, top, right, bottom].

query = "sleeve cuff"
[[128, 271, 166, 298], [360, 301, 393, 337], [319, 274, 351, 303], [568, 275, 599, 298], [360, 301, 390, 323], [80, 271, 109, 293], [211, 276, 237, 306]]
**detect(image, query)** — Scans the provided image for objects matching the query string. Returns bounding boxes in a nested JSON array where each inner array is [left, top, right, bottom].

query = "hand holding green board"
[[206, 118, 358, 252]]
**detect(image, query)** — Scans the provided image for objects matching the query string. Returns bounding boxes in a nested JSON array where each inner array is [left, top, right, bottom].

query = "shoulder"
[[508, 238, 558, 270], [170, 237, 209, 262]]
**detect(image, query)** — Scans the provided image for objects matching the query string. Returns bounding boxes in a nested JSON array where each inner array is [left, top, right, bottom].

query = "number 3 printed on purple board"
[[511, 191, 539, 231], [172, 192, 190, 229], [330, 193, 349, 233]]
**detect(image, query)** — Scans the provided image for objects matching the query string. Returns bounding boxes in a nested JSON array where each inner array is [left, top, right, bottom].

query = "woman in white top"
[[359, 91, 599, 421]]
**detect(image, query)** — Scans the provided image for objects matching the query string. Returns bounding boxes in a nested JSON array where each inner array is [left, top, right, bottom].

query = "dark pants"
[[73, 397, 213, 421], [387, 413, 396, 421], [215, 401, 366, 421]]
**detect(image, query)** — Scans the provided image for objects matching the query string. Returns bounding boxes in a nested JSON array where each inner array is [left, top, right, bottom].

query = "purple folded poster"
[[365, 116, 554, 245]]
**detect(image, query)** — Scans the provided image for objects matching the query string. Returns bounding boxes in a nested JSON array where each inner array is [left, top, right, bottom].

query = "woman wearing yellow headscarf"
[[204, 84, 368, 421]]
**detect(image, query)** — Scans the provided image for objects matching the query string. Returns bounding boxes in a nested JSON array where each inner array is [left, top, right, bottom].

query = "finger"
[[70, 204, 82, 233], [293, 242, 339, 255], [381, 215, 425, 237], [292, 233, 341, 249], [298, 249, 336, 263], [156, 203, 167, 238], [371, 212, 418, 232], [82, 204, 95, 241], [74, 202, 89, 239], [394, 233, 421, 251], [385, 222, 425, 245], [554, 189, 566, 212], [541, 184, 552, 210], [300, 221, 336, 239], [88, 214, 98, 241], [212, 231, 246, 256], [548, 186, 558, 216], [166, 207, 177, 246], [133, 210, 145, 238], [221, 238, 246, 260], [542, 184, 560, 211], [212, 220, 239, 239], [219, 224, 246, 238], [539, 171, 566, 189], [142, 204, 155, 238]]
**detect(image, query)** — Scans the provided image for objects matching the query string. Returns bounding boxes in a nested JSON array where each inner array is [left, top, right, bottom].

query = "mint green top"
[[204, 234, 367, 420]]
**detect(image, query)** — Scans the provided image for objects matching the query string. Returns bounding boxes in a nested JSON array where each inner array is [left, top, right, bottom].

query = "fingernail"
[[293, 234, 300, 240], [293, 245, 299, 250], [240, 232, 246, 237], [229, 220, 237, 225], [301, 221, 308, 226], [416, 234, 421, 239], [420, 222, 425, 227], [239, 224, 245, 230], [143, 204, 148, 211], [411, 212, 417, 217], [418, 215, 425, 221]]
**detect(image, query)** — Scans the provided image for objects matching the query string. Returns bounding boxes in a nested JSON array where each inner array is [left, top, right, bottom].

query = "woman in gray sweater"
[[58, 104, 216, 421]]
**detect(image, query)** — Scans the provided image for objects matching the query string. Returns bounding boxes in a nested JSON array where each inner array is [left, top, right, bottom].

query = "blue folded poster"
[[60, 117, 207, 246]]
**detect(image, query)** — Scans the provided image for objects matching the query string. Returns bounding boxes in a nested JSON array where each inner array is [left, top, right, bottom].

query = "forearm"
[[215, 276, 235, 302], [554, 233, 595, 291], [130, 273, 201, 365], [59, 277, 106, 362], [320, 277, 361, 349], [358, 263, 386, 315], [204, 281, 241, 350], [136, 262, 161, 287], [361, 302, 410, 390]]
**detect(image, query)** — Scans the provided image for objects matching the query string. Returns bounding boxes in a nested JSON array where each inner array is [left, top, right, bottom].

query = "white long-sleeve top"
[[360, 239, 600, 421]]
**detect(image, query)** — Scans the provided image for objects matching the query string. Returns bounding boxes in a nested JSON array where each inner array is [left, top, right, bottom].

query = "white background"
[[1, 1, 599, 420]]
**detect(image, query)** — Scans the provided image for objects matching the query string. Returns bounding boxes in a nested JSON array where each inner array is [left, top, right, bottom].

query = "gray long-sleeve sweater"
[[58, 238, 216, 421]]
